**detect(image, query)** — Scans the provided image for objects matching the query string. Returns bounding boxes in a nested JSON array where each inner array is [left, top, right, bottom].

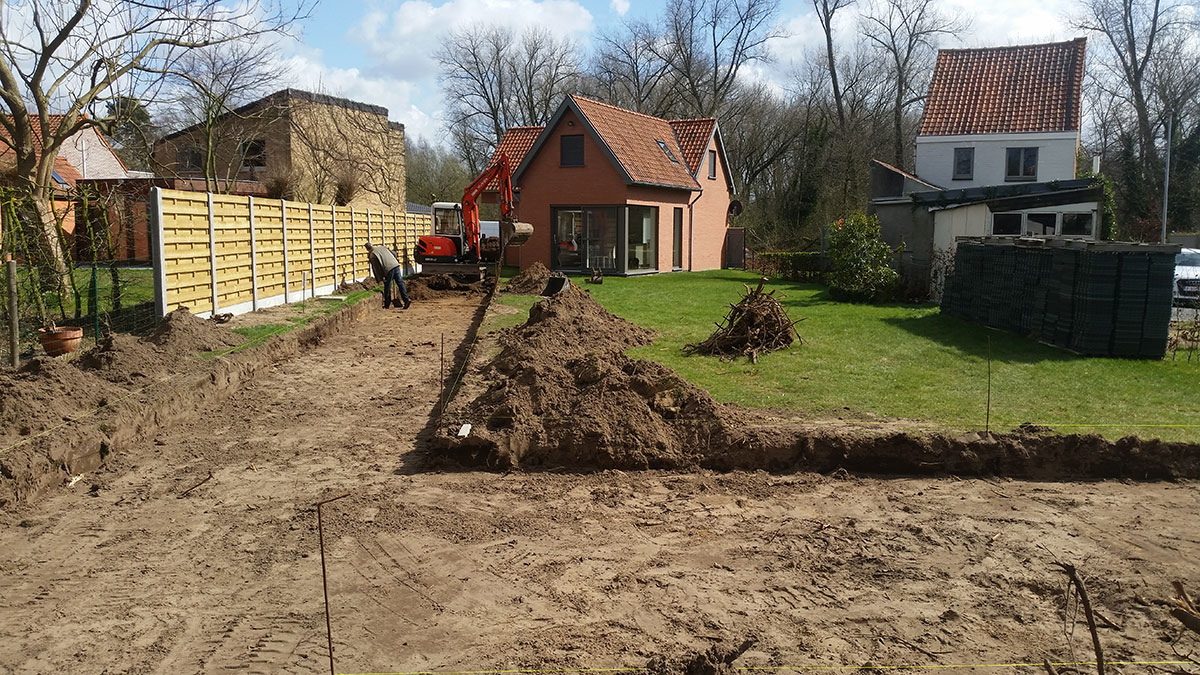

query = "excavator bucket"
[[541, 274, 570, 296], [502, 221, 534, 248]]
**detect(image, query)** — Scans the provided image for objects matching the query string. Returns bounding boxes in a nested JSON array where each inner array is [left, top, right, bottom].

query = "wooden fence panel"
[[154, 188, 432, 317], [211, 195, 254, 311], [160, 190, 212, 313]]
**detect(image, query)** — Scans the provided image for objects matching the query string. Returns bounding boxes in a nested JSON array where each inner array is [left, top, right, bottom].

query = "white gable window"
[[992, 213, 1022, 235], [1005, 147, 1038, 181], [952, 148, 974, 180]]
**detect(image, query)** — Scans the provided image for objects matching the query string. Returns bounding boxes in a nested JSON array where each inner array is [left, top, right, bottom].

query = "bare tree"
[[588, 21, 682, 117], [655, 0, 784, 117], [861, 0, 965, 168], [159, 40, 289, 192], [437, 25, 579, 172], [0, 0, 309, 277], [813, 0, 856, 129], [405, 136, 471, 206]]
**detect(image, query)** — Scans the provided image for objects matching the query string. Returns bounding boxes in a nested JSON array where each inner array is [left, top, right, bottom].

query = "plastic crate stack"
[[939, 240, 1176, 359]]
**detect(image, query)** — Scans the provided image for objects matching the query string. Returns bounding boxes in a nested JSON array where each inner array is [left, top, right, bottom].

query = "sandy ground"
[[1, 295, 1198, 675]]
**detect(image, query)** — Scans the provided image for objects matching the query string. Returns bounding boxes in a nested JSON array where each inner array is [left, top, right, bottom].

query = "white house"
[[870, 38, 1102, 294]]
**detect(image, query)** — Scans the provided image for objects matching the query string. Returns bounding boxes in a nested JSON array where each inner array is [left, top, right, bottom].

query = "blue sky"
[[280, 0, 1079, 145]]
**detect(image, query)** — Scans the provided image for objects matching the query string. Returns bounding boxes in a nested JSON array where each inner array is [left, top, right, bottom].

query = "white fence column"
[[281, 198, 290, 304], [331, 205, 338, 287], [308, 203, 316, 299], [350, 207, 357, 280], [150, 187, 167, 318], [206, 192, 218, 314], [248, 196, 259, 311]]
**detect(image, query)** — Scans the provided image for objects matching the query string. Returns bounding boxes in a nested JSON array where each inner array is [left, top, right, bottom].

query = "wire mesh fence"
[[2, 183, 158, 368]]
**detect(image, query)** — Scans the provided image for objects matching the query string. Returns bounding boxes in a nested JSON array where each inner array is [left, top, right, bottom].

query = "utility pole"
[[1161, 115, 1173, 244]]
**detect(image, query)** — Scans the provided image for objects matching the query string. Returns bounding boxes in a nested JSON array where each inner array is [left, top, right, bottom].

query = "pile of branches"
[[684, 277, 803, 363]]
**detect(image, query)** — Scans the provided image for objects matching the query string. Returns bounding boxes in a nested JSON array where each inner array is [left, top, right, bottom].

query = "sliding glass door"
[[551, 207, 620, 271]]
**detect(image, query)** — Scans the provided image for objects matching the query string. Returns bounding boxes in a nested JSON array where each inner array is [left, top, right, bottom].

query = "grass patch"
[[203, 290, 376, 358], [19, 266, 155, 315], [506, 270, 1197, 441]]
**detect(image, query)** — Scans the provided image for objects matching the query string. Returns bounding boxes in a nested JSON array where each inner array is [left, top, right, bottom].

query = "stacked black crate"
[[1142, 252, 1176, 357], [1110, 253, 1149, 357], [1071, 250, 1121, 355], [1044, 247, 1080, 347]]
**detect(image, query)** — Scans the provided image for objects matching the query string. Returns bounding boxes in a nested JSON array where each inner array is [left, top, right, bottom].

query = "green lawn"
[[500, 270, 1200, 442], [13, 265, 155, 317]]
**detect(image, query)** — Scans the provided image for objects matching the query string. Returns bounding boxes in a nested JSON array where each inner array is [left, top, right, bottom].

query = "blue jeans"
[[383, 266, 410, 307]]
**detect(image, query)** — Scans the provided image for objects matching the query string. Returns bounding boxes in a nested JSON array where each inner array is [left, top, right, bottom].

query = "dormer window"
[[953, 147, 974, 180], [1005, 147, 1038, 181], [656, 140, 679, 164]]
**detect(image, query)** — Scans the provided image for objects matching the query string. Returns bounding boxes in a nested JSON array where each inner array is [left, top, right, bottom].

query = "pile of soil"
[[0, 357, 125, 446], [436, 286, 1200, 479], [684, 278, 801, 362], [504, 262, 552, 295], [77, 333, 177, 384], [406, 274, 491, 301], [438, 284, 735, 469], [337, 277, 378, 293], [148, 308, 243, 354]]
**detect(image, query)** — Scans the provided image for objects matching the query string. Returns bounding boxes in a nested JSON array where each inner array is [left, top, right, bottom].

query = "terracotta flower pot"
[[37, 326, 84, 356]]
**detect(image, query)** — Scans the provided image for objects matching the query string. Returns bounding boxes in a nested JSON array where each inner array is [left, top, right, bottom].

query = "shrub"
[[748, 251, 827, 281], [825, 212, 898, 302]]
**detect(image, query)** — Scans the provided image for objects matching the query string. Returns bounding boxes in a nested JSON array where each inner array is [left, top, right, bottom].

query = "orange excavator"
[[414, 152, 533, 279]]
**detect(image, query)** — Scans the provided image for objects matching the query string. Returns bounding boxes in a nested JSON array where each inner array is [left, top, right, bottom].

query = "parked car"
[[1176, 248, 1200, 307]]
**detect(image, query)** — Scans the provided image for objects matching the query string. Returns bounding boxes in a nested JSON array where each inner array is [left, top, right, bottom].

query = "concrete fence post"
[[7, 257, 18, 368], [281, 199, 290, 304], [248, 196, 259, 312], [150, 187, 167, 318], [206, 192, 218, 315], [308, 202, 316, 299], [331, 205, 338, 287], [350, 207, 357, 281]]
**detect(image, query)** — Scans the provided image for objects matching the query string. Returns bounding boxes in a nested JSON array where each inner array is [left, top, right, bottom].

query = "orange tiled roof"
[[52, 155, 82, 186], [484, 125, 543, 191], [668, 118, 716, 175], [919, 38, 1086, 136], [571, 95, 699, 190]]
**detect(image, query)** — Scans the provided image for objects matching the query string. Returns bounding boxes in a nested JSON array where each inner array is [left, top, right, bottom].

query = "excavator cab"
[[417, 203, 470, 264]]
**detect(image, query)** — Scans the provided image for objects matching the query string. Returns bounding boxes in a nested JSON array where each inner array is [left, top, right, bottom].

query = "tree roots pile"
[[684, 278, 803, 363]]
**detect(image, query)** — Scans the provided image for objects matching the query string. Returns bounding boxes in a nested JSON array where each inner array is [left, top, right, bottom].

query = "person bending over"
[[364, 241, 411, 309]]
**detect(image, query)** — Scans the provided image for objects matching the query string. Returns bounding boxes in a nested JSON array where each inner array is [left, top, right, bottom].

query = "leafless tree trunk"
[[861, 0, 965, 168], [813, 0, 856, 130]]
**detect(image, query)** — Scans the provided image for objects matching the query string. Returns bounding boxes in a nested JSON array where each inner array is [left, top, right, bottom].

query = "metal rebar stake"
[[7, 257, 17, 368], [315, 492, 350, 675]]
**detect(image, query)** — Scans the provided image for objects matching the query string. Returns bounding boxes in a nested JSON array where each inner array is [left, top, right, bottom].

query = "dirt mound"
[[685, 278, 801, 362], [0, 357, 125, 447], [148, 308, 242, 355], [406, 274, 491, 301], [337, 277, 378, 293], [438, 285, 736, 469], [77, 333, 176, 384], [504, 262, 552, 295]]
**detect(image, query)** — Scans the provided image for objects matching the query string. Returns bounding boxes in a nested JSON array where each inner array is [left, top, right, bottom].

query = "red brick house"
[[488, 95, 734, 273]]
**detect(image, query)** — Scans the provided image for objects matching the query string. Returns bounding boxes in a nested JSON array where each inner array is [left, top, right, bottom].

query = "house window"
[[239, 139, 266, 169], [627, 205, 658, 271], [992, 213, 1022, 235], [1005, 147, 1038, 181], [953, 147, 974, 180], [1062, 213, 1094, 237], [657, 140, 679, 164], [1027, 213, 1057, 236], [551, 206, 619, 271], [673, 207, 684, 269], [708, 150, 717, 179], [561, 135, 584, 167], [179, 147, 203, 170]]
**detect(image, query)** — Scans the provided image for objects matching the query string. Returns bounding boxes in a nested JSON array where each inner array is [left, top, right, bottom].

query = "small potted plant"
[[37, 319, 83, 356]]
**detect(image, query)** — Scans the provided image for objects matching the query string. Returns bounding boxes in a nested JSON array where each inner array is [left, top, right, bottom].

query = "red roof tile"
[[52, 155, 82, 186], [668, 118, 716, 175], [483, 125, 543, 190], [919, 38, 1086, 136], [570, 95, 699, 190]]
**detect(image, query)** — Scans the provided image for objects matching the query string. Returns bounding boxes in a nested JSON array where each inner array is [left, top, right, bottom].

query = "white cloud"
[[941, 0, 1078, 47], [358, 0, 594, 81], [611, 0, 630, 16]]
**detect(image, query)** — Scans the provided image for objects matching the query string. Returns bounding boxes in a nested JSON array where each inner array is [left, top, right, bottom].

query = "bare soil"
[[406, 274, 491, 301], [505, 261, 553, 295], [1, 293, 1198, 674]]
